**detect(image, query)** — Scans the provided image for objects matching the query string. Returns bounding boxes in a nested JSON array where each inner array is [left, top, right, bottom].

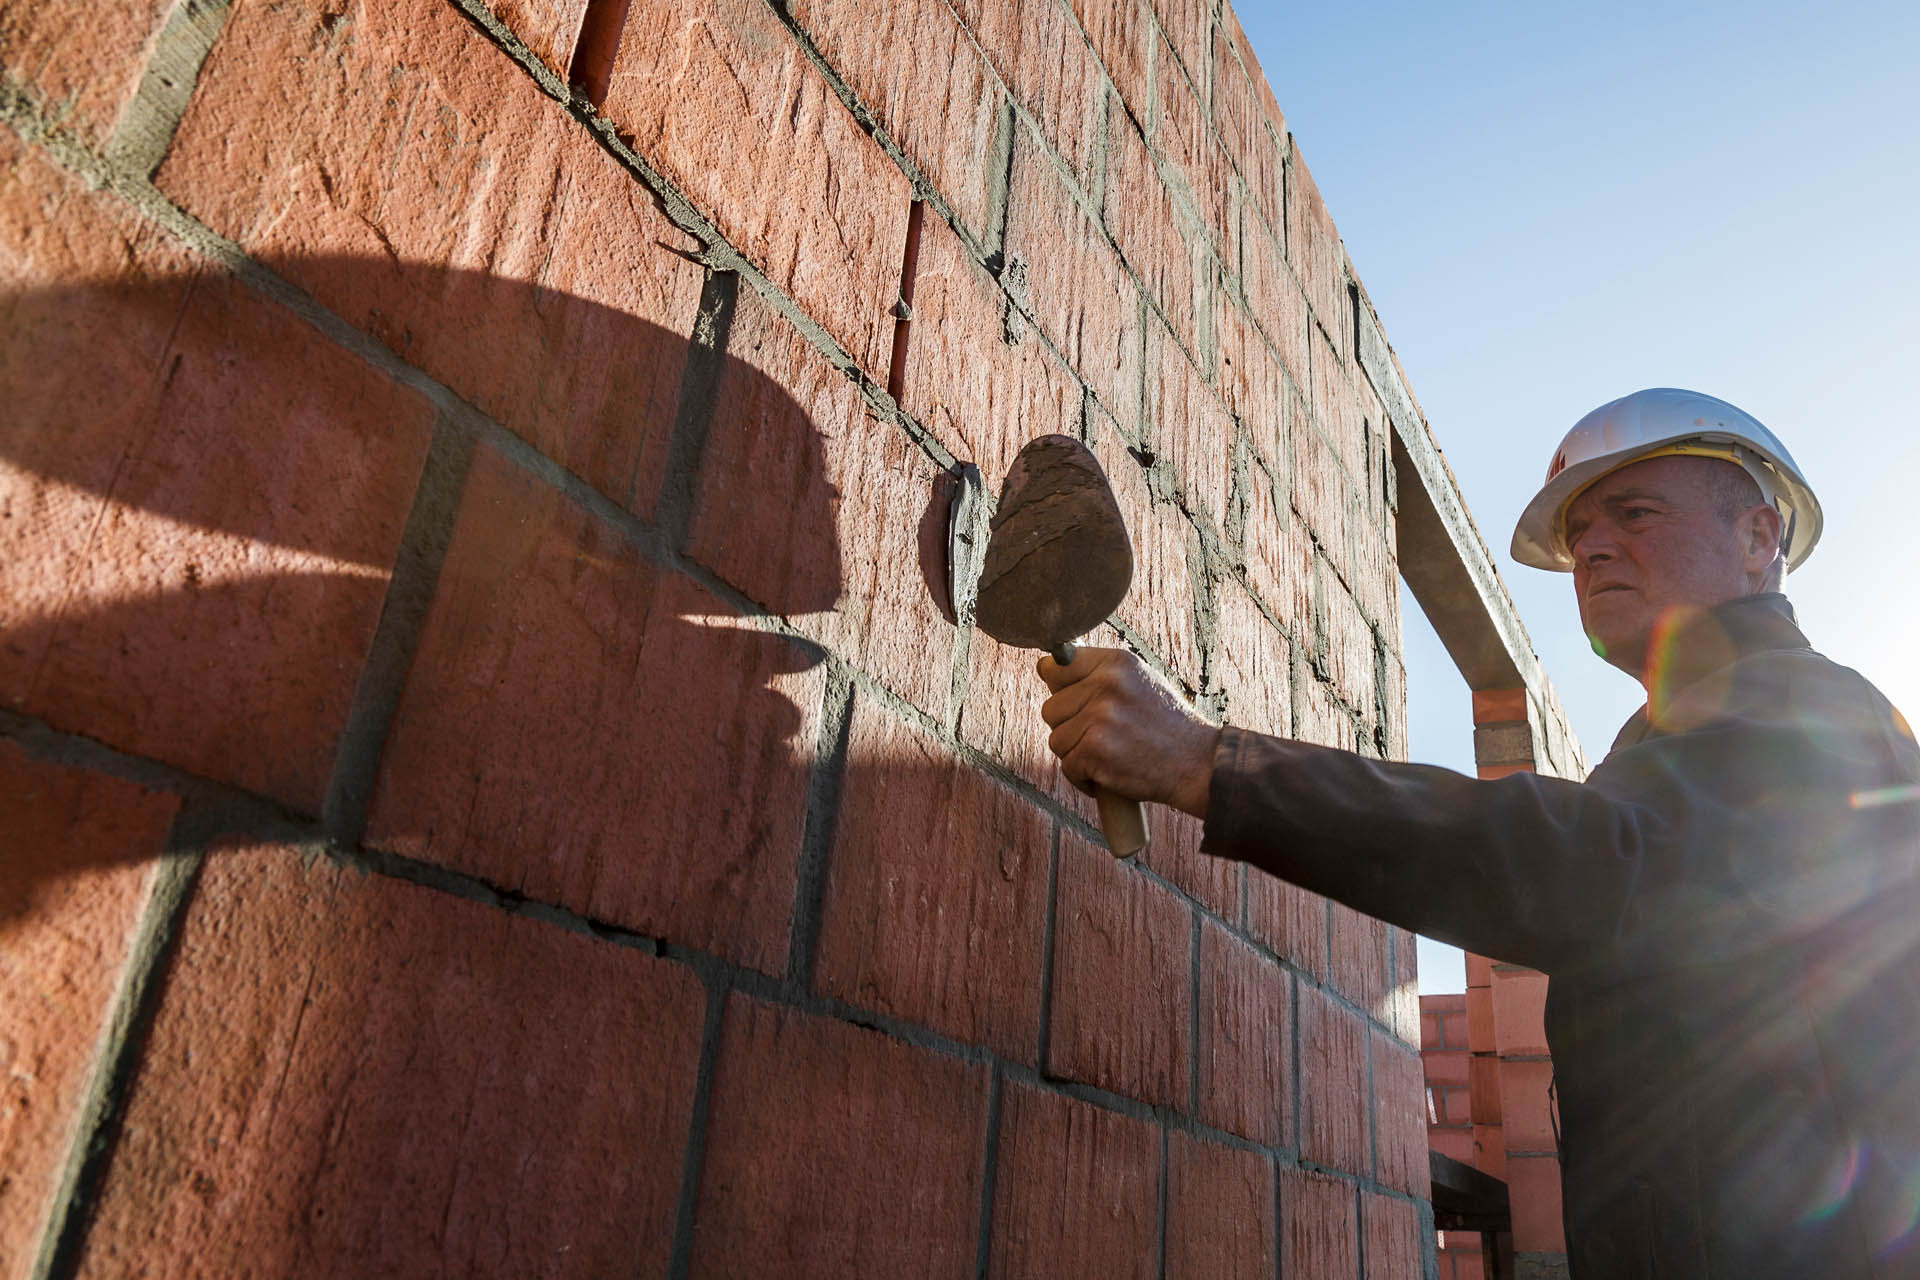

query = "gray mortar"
[[322, 410, 479, 845], [105, 0, 231, 178]]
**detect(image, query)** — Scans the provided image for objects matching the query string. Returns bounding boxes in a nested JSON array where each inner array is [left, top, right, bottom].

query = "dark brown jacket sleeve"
[[1200, 647, 1917, 976]]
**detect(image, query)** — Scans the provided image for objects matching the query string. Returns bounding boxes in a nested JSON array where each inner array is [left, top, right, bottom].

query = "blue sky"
[[1240, 2, 1920, 990]]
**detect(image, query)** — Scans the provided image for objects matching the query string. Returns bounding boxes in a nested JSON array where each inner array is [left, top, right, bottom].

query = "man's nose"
[[1569, 520, 1618, 564]]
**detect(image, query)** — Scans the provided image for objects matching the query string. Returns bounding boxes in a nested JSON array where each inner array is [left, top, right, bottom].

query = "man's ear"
[[1741, 503, 1785, 574]]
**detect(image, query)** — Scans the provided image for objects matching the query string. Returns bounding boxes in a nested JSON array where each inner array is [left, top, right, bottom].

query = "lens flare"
[[1851, 783, 1920, 810], [1800, 1138, 1862, 1223]]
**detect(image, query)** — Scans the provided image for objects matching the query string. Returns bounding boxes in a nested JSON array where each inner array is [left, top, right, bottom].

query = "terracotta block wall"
[[0, 0, 1437, 1275]]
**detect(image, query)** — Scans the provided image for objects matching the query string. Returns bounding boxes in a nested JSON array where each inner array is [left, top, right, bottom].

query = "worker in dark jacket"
[[1038, 388, 1920, 1277]]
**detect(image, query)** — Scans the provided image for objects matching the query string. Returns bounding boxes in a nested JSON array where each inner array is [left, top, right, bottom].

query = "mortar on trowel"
[[966, 434, 1149, 858]]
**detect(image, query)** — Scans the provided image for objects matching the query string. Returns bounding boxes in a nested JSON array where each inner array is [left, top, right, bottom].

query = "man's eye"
[[1622, 506, 1654, 520]]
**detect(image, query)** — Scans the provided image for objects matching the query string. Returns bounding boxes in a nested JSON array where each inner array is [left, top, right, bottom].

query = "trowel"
[[972, 434, 1149, 858]]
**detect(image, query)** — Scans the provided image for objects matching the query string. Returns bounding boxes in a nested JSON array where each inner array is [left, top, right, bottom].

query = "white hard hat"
[[1511, 387, 1822, 573]]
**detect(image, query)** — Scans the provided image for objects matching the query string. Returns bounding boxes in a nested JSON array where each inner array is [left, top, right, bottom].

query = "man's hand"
[[1037, 648, 1219, 818]]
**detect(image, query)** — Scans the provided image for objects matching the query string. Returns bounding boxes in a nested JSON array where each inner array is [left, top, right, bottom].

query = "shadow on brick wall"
[[0, 256, 860, 957]]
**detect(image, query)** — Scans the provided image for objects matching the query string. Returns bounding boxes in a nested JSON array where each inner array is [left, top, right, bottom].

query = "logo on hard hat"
[[1546, 448, 1567, 482]]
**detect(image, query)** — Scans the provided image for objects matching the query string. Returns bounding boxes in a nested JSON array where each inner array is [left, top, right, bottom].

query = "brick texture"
[[0, 745, 178, 1276], [367, 444, 823, 974], [1003, 126, 1141, 430], [1282, 1167, 1359, 1280], [0, 0, 171, 143], [1, 138, 434, 812], [482, 0, 588, 78], [989, 1081, 1160, 1280], [949, 0, 1104, 189], [1298, 981, 1371, 1176], [79, 846, 707, 1279], [785, 0, 1000, 242], [1197, 919, 1291, 1148], [1362, 1191, 1423, 1279], [156, 0, 708, 512], [601, 0, 911, 379], [692, 994, 989, 1279], [690, 288, 956, 719], [1166, 1131, 1275, 1280], [1373, 1033, 1431, 1196], [1046, 831, 1193, 1110], [897, 215, 1082, 486], [814, 695, 1052, 1064]]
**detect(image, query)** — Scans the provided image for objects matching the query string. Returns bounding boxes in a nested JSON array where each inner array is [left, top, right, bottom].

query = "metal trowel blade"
[[973, 435, 1133, 651]]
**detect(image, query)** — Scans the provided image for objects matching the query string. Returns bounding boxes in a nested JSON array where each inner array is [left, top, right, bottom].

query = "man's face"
[[1562, 455, 1774, 677]]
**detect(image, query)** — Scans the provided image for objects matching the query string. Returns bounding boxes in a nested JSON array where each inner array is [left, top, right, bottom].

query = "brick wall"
[[0, 0, 1438, 1275]]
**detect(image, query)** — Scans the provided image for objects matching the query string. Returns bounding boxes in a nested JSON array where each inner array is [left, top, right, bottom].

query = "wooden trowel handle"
[[1052, 642, 1149, 858]]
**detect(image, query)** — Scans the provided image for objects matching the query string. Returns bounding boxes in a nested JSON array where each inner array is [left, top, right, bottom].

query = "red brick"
[[1465, 950, 1494, 989], [1468, 1054, 1502, 1124], [1046, 831, 1192, 1110], [1087, 414, 1201, 687], [367, 445, 822, 975], [1246, 872, 1325, 982], [1498, 1058, 1558, 1153], [1150, 30, 1232, 259], [1217, 4, 1287, 147], [1491, 967, 1549, 1055], [1311, 327, 1369, 485], [1362, 1192, 1422, 1279], [1144, 794, 1237, 923], [1197, 920, 1291, 1148], [1506, 1153, 1566, 1251], [1286, 142, 1348, 357], [1004, 126, 1141, 431], [814, 695, 1051, 1063], [1293, 427, 1353, 580], [956, 623, 1100, 827], [482, 0, 587, 77], [1328, 901, 1387, 1014], [1210, 29, 1283, 247], [988, 1081, 1159, 1280], [1465, 984, 1494, 1049], [898, 215, 1082, 486], [80, 846, 706, 1279], [1243, 453, 1313, 638], [690, 289, 956, 718], [1473, 1123, 1508, 1179], [1215, 291, 1288, 463], [601, 0, 910, 379], [1065, 0, 1151, 125], [1215, 577, 1290, 739], [693, 994, 989, 1279], [0, 745, 178, 1271], [1281, 1167, 1358, 1280], [1166, 1131, 1275, 1280], [1387, 925, 1421, 1043], [1, 147, 434, 812], [1296, 668, 1362, 754], [1297, 982, 1369, 1175], [948, 0, 1103, 188], [786, 0, 1000, 242], [156, 0, 707, 510], [1472, 688, 1528, 725], [1316, 569, 1378, 723], [1150, 0, 1215, 97], [1242, 215, 1310, 390], [1373, 1035, 1431, 1197], [1143, 318, 1232, 531], [0, 0, 170, 143], [1380, 649, 1411, 762], [1106, 108, 1200, 359]]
